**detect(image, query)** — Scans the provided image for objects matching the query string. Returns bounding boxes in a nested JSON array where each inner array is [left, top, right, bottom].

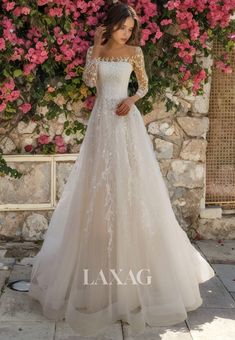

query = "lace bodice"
[[82, 45, 148, 99]]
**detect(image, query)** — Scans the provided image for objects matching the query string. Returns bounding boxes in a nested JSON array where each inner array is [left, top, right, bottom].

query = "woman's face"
[[111, 16, 135, 45]]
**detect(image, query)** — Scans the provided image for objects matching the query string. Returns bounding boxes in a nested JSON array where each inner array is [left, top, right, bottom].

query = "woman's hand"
[[116, 97, 135, 116], [94, 25, 107, 48]]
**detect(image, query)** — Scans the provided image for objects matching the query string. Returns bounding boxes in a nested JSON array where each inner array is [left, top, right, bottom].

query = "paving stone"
[[0, 287, 46, 322], [122, 322, 192, 339], [0, 250, 7, 257], [186, 308, 235, 340], [211, 264, 235, 292], [0, 258, 16, 267], [17, 257, 36, 266], [8, 264, 32, 282], [0, 271, 10, 291], [0, 320, 55, 340], [55, 320, 123, 340], [0, 241, 234, 339], [195, 240, 235, 264], [199, 275, 235, 308], [2, 242, 41, 258]]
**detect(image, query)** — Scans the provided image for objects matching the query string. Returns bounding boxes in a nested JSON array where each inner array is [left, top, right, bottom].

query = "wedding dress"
[[28, 45, 215, 336]]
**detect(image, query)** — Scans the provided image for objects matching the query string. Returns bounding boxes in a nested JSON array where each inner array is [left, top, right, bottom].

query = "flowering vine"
[[0, 0, 234, 177]]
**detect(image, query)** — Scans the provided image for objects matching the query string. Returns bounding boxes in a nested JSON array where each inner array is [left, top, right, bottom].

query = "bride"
[[28, 2, 215, 337]]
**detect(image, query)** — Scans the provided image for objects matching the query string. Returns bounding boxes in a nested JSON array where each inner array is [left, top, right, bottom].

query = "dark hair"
[[102, 2, 140, 46]]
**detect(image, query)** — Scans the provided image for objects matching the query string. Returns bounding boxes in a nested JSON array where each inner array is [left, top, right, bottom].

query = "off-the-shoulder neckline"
[[89, 45, 141, 61]]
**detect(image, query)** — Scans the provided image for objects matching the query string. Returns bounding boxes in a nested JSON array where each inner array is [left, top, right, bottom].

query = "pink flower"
[[19, 103, 32, 113], [199, 32, 209, 48], [87, 16, 98, 26], [23, 63, 37, 76], [49, 7, 63, 18], [229, 32, 235, 41], [38, 0, 49, 5], [55, 135, 64, 147], [47, 86, 55, 92], [25, 41, 48, 65], [57, 37, 64, 45], [21, 7, 31, 15], [215, 60, 233, 74], [55, 54, 63, 62], [10, 47, 24, 61], [38, 134, 50, 145], [0, 81, 17, 103], [154, 28, 163, 40], [0, 38, 6, 51], [7, 90, 20, 102], [0, 102, 6, 112], [56, 145, 67, 153], [179, 65, 187, 72], [84, 95, 96, 110], [160, 19, 172, 26], [224, 67, 232, 74], [223, 53, 229, 61], [6, 2, 16, 11], [182, 70, 191, 81], [60, 44, 75, 61], [12, 6, 21, 17], [192, 69, 207, 93], [25, 144, 33, 152], [142, 28, 151, 41], [65, 56, 84, 76], [174, 40, 196, 64], [182, 54, 193, 64], [166, 0, 180, 10]]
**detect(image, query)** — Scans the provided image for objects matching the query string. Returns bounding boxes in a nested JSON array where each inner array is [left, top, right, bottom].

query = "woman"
[[28, 2, 215, 337]]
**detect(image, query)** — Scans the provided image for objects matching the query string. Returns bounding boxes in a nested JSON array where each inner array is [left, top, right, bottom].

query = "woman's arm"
[[82, 46, 100, 88], [82, 25, 106, 88], [130, 46, 149, 103], [115, 46, 149, 116]]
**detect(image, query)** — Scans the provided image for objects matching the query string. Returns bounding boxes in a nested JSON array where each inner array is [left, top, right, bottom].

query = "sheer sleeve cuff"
[[133, 46, 149, 99], [82, 46, 99, 88]]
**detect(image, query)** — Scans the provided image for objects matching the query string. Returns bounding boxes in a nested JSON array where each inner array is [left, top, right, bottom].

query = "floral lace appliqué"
[[82, 46, 148, 99]]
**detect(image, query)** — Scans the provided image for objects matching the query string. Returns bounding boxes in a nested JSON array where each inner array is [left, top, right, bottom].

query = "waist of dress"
[[96, 94, 128, 103]]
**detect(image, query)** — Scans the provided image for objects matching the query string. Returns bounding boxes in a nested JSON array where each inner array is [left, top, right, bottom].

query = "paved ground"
[[0, 240, 234, 340]]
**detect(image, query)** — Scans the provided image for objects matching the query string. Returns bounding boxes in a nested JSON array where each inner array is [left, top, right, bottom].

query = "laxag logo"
[[83, 268, 152, 285]]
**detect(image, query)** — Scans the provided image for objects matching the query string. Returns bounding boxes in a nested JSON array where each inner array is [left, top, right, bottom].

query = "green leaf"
[[5, 107, 16, 113], [13, 69, 23, 77], [26, 74, 35, 82], [44, 16, 54, 25], [65, 128, 71, 135], [64, 20, 71, 32], [226, 40, 235, 50], [3, 69, 11, 77], [63, 121, 69, 129]]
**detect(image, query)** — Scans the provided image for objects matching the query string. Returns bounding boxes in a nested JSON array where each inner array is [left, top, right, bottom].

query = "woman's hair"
[[102, 2, 140, 46]]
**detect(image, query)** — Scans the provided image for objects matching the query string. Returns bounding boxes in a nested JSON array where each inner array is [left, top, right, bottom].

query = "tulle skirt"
[[28, 95, 215, 336]]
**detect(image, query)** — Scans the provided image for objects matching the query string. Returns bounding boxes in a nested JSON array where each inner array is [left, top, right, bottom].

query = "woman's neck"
[[105, 39, 125, 50]]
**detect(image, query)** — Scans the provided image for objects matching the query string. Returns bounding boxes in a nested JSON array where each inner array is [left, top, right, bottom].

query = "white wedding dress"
[[28, 45, 215, 336]]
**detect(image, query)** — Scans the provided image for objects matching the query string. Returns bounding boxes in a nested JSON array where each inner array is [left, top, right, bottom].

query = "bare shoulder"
[[127, 45, 142, 57], [88, 44, 142, 58]]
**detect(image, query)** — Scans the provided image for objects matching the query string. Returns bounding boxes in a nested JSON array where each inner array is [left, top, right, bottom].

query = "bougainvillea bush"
[[0, 0, 235, 176]]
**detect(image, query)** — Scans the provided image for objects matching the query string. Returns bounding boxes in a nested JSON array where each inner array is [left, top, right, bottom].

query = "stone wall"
[[0, 157, 74, 241], [0, 97, 85, 155], [1, 54, 235, 240], [142, 86, 210, 230]]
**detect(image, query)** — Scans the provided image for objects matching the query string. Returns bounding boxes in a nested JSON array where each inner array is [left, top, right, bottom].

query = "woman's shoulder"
[[127, 45, 142, 56], [86, 44, 142, 59]]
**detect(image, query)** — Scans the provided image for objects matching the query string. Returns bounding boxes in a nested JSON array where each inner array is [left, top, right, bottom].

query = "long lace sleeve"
[[82, 46, 99, 88], [132, 46, 149, 99]]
